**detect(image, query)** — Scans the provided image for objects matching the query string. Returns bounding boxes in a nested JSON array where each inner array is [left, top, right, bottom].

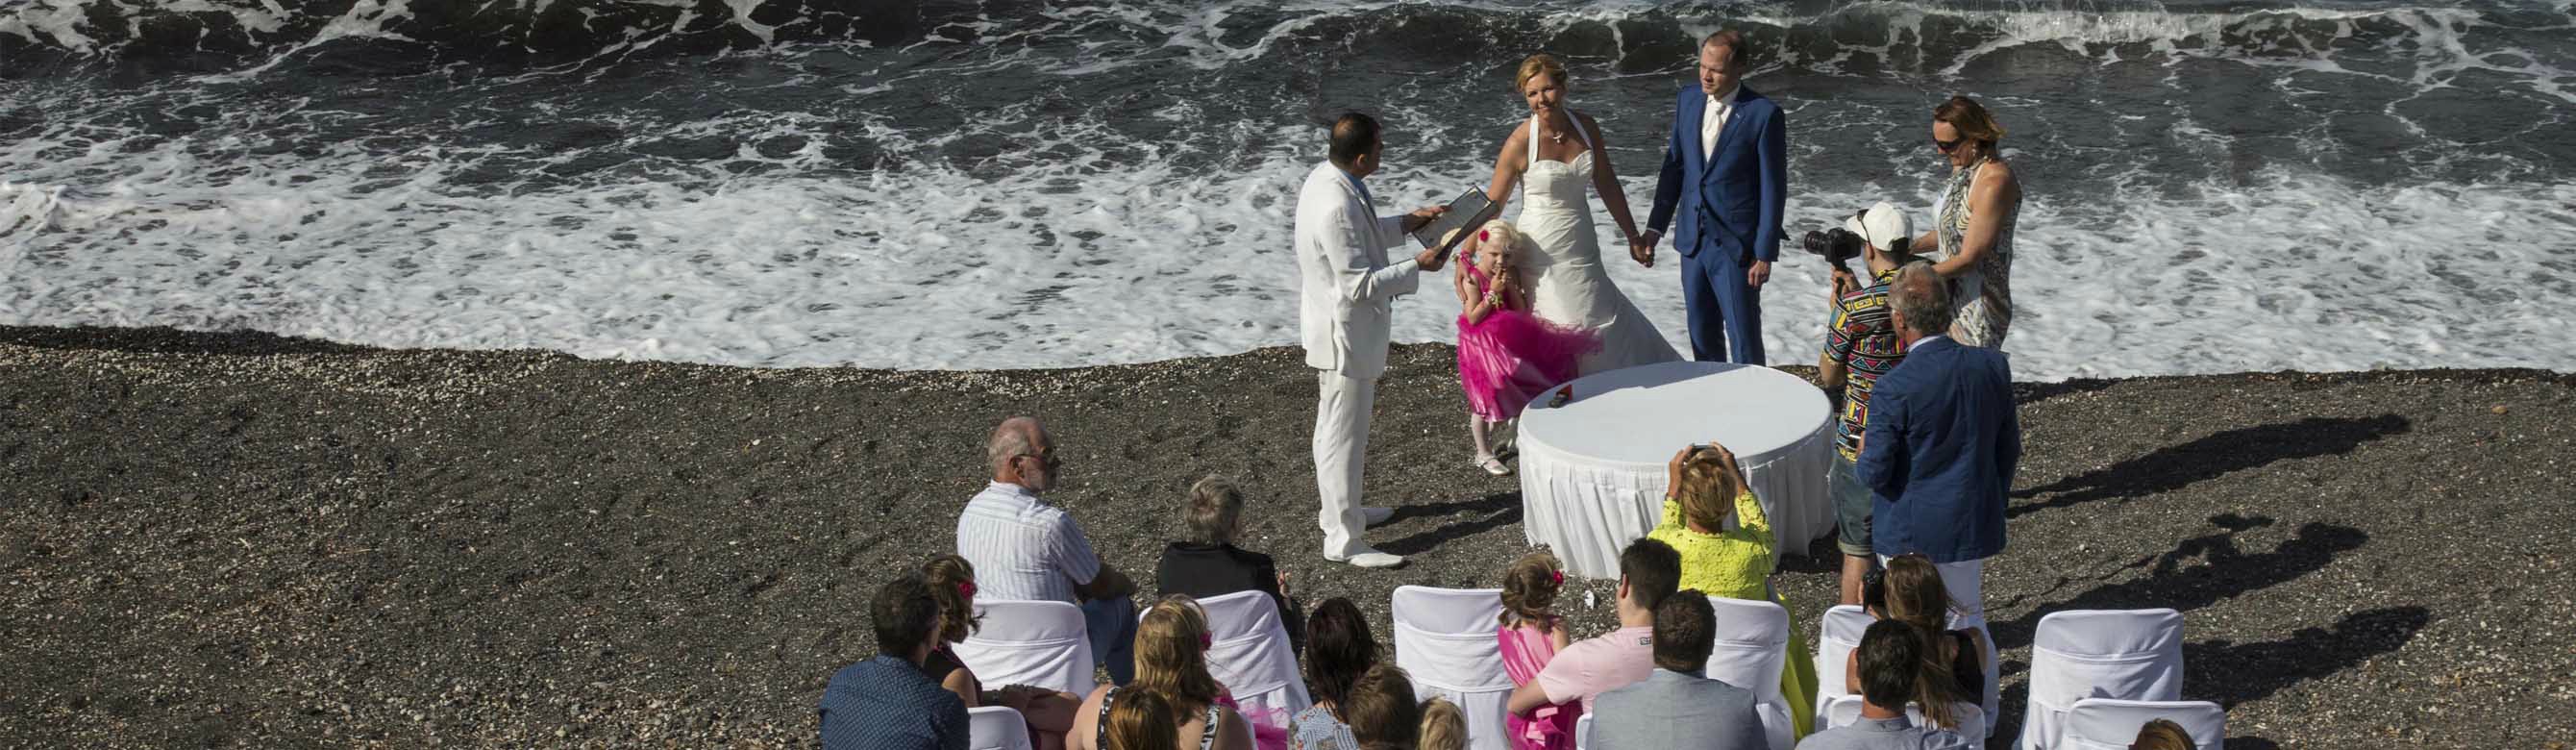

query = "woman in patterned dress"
[[1914, 96, 2022, 348]]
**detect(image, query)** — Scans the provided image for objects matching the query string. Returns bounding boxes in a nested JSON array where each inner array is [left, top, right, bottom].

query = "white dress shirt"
[[1700, 85, 1741, 161], [956, 481, 1101, 603]]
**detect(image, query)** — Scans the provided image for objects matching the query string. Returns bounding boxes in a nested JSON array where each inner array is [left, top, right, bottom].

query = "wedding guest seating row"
[[954, 588, 2220, 750]]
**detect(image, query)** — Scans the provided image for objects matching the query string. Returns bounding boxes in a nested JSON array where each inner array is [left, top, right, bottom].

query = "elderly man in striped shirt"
[[956, 416, 1140, 684]]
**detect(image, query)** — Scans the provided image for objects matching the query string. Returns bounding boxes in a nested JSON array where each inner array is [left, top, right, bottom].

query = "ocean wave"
[[5, 0, 2564, 77]]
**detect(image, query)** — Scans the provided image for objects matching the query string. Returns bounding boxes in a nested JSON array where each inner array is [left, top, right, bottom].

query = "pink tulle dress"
[[1457, 262, 1598, 421], [1498, 621, 1579, 750], [1215, 691, 1291, 750]]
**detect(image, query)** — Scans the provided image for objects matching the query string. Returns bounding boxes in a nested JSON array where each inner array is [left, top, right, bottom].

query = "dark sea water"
[[5, 0, 2572, 378]]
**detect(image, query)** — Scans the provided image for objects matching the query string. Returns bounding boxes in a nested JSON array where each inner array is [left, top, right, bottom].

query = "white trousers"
[[1884, 555, 1999, 736], [1314, 370, 1376, 559]]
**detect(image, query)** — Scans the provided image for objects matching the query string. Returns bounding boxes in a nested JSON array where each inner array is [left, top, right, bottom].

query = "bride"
[[1482, 53, 1681, 375]]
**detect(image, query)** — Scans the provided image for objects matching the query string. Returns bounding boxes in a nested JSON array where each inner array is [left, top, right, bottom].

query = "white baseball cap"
[[1843, 202, 1914, 252]]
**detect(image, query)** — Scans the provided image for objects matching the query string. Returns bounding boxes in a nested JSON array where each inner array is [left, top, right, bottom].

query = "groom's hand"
[[1401, 205, 1447, 234], [1746, 260, 1772, 288]]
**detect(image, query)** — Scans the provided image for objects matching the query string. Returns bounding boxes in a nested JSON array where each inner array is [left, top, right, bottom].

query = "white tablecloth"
[[1516, 362, 1835, 578]]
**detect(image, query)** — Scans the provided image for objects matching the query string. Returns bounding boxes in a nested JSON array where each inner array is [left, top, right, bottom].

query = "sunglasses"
[[1933, 137, 1964, 153]]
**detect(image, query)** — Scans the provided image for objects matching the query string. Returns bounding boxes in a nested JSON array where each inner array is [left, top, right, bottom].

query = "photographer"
[[1809, 202, 1918, 606]]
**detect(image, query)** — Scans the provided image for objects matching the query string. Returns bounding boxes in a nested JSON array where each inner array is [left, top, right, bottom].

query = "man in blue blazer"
[[1638, 29, 1788, 365], [1855, 262, 2019, 731]]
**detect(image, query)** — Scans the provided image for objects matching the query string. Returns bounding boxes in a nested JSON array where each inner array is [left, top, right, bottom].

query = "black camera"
[[1800, 226, 1865, 266]]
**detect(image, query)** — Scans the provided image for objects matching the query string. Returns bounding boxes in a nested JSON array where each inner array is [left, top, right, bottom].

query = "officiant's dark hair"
[[1329, 112, 1380, 167]]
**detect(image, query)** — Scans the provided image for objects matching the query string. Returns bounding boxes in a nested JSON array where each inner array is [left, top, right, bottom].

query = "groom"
[[1638, 29, 1788, 365], [1294, 112, 1448, 568]]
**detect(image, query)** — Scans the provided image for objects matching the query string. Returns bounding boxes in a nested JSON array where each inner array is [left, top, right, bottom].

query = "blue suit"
[[1647, 84, 1788, 365], [1856, 337, 2022, 563]]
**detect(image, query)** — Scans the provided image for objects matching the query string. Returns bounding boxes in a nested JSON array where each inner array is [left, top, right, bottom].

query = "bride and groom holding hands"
[[1295, 30, 1785, 568]]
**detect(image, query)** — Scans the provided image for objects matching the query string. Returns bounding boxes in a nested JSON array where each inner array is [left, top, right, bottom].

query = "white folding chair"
[[1704, 595, 1794, 750], [953, 599, 1097, 698], [1391, 586, 1513, 750], [2060, 699, 2224, 750], [1195, 590, 1312, 730], [2015, 609, 2186, 750], [967, 706, 1035, 750], [1573, 713, 1594, 750], [1812, 604, 1873, 724]]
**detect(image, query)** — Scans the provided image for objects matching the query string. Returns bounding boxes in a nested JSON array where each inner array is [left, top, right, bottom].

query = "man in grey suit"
[[1589, 590, 1767, 750]]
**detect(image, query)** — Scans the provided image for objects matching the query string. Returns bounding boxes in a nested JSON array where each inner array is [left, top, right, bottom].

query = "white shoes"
[[1327, 544, 1407, 568], [1361, 506, 1396, 527], [1474, 454, 1512, 476]]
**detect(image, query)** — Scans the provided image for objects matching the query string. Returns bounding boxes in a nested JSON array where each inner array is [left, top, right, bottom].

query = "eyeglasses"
[[1933, 137, 1964, 153], [1016, 450, 1060, 468]]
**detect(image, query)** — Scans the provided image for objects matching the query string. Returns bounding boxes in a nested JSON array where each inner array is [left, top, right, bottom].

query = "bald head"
[[987, 416, 1056, 491], [1890, 262, 1953, 338]]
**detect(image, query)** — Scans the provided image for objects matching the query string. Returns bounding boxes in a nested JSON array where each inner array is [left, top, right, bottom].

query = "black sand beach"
[[1, 325, 2568, 748]]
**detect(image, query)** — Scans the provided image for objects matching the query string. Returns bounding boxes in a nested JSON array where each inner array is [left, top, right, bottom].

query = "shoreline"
[[1, 324, 2568, 748]]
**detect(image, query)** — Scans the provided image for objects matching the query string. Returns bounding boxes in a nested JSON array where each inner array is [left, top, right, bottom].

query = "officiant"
[[1295, 112, 1449, 569]]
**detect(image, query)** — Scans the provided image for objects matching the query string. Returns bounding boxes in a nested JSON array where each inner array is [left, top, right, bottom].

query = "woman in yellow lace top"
[[1647, 442, 1821, 738]]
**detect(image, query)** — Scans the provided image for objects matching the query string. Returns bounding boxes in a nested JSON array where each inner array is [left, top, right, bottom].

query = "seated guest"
[[1496, 551, 1577, 750], [1104, 690, 1180, 750], [1592, 591, 1767, 750], [920, 554, 1083, 750], [958, 416, 1140, 684], [1648, 440, 1820, 738], [1344, 664, 1422, 750], [1845, 554, 1984, 734], [819, 572, 970, 750], [2128, 719, 2194, 750], [1796, 621, 1973, 750], [1070, 596, 1255, 750], [1157, 475, 1301, 650], [1290, 598, 1376, 750], [1417, 697, 1469, 750], [1855, 263, 2019, 730], [1507, 538, 1679, 716]]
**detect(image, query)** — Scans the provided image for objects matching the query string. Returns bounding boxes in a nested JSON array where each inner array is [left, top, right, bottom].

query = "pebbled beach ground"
[[0, 325, 2568, 749]]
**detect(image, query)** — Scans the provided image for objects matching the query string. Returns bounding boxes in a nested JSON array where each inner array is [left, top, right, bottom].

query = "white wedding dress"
[[1514, 114, 1681, 374]]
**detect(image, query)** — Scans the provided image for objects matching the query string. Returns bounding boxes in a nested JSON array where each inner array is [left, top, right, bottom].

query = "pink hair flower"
[[1200, 632, 1214, 651], [1549, 570, 1564, 586], [958, 581, 976, 599]]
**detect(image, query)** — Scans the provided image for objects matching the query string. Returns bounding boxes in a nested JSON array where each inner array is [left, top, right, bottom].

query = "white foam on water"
[[4, 87, 2572, 380]]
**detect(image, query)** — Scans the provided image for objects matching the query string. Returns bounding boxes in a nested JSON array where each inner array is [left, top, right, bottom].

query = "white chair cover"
[[967, 706, 1035, 750], [1573, 713, 1594, 750], [954, 599, 1097, 698], [1704, 595, 1794, 750], [1812, 605, 1873, 711], [1391, 587, 1512, 750], [2016, 609, 2186, 750], [1196, 590, 1312, 728], [1820, 694, 1865, 729], [1819, 697, 1983, 739], [2060, 699, 2223, 750]]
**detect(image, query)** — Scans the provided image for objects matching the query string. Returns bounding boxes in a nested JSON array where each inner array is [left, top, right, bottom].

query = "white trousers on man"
[[1314, 370, 1375, 559], [1883, 554, 2000, 736]]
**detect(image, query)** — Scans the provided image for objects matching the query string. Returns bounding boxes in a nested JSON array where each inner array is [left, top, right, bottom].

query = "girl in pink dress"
[[1454, 221, 1598, 476], [1496, 550, 1577, 750]]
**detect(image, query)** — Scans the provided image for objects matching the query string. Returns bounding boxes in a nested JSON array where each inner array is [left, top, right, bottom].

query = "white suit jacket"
[[1294, 162, 1420, 379]]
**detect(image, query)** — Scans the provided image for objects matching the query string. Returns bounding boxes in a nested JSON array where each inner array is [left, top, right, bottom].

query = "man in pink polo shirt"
[[1507, 538, 1683, 714]]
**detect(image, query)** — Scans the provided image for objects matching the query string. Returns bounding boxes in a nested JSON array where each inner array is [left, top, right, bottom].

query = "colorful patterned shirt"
[[1826, 267, 1906, 461]]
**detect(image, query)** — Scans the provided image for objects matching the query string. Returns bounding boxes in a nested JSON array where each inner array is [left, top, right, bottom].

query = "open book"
[[1408, 187, 1502, 262]]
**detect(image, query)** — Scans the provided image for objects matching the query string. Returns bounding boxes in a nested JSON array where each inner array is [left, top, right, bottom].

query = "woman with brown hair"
[[1289, 598, 1376, 750], [1849, 553, 1989, 734], [1479, 52, 1680, 374], [2129, 718, 2195, 750], [920, 554, 1084, 750], [1070, 596, 1255, 750], [1102, 689, 1181, 750], [1912, 95, 2023, 348]]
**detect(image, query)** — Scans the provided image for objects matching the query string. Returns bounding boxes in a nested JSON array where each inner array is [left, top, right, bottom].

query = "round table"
[[1515, 361, 1836, 579]]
